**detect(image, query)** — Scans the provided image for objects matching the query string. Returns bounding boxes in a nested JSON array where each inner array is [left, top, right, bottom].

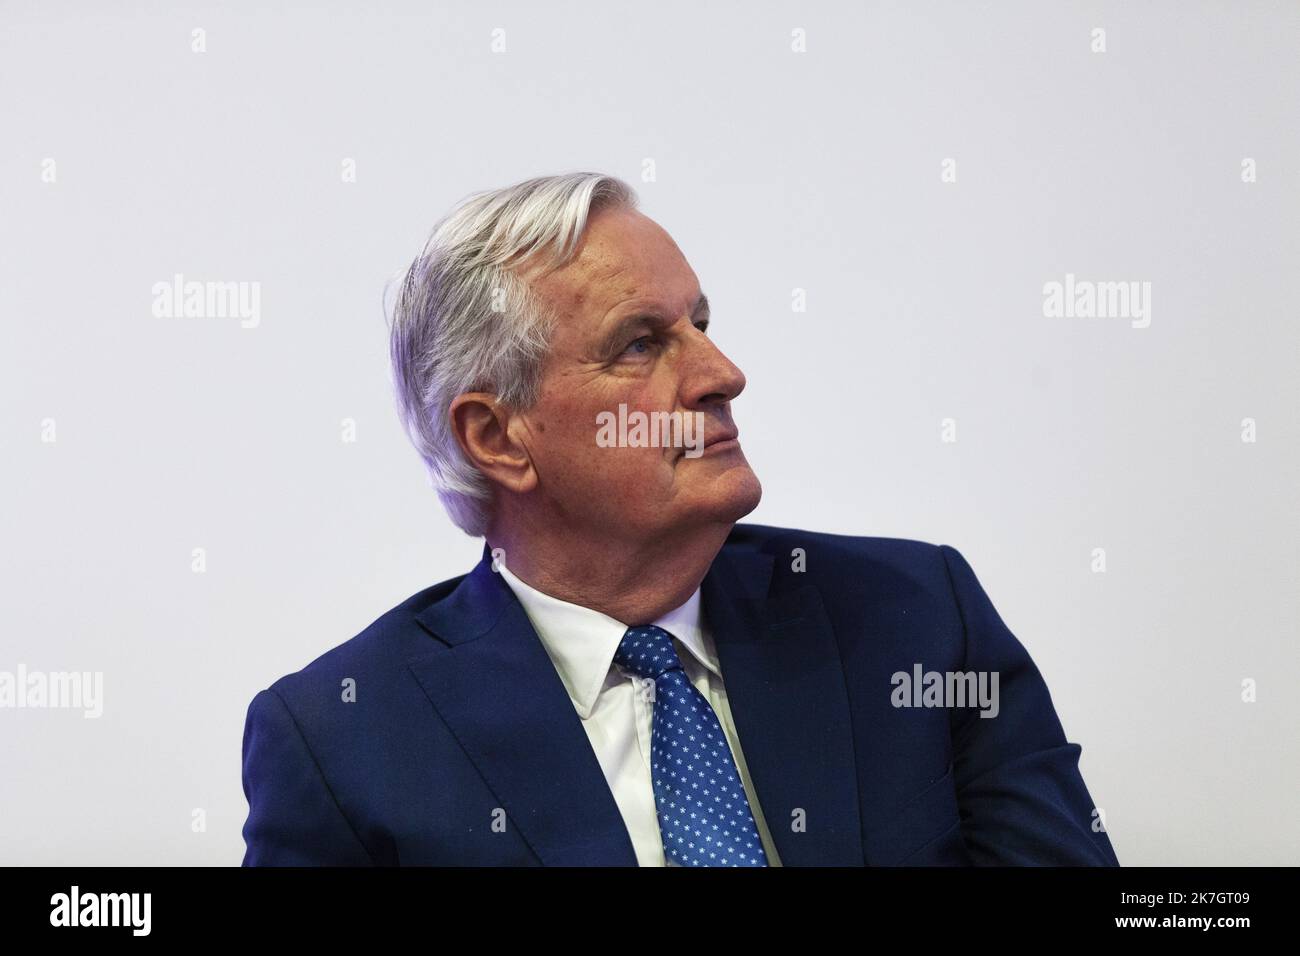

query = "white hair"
[[387, 172, 639, 537]]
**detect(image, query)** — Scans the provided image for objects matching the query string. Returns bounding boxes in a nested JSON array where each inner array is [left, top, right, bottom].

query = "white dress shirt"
[[496, 562, 783, 867]]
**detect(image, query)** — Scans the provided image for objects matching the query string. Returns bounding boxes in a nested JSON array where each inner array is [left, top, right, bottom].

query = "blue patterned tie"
[[613, 624, 769, 867]]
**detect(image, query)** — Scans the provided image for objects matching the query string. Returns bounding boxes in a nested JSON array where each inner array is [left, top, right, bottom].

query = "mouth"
[[707, 429, 738, 450], [700, 427, 740, 454]]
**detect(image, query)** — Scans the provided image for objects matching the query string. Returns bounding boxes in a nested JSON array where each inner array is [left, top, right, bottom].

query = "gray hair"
[[387, 172, 639, 537]]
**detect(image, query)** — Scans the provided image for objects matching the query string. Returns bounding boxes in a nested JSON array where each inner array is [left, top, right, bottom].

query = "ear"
[[448, 393, 538, 495]]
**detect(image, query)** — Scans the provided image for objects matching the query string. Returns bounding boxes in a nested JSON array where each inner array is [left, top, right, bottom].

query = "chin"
[[697, 465, 763, 524]]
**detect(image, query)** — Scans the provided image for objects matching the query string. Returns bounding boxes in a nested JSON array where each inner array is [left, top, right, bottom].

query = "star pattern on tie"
[[613, 624, 769, 867]]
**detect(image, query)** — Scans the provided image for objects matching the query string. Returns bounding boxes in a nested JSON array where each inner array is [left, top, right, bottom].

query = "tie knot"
[[613, 625, 684, 681]]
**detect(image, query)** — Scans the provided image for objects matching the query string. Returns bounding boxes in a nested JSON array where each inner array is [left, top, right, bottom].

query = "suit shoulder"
[[728, 523, 970, 619], [255, 571, 467, 712], [730, 525, 976, 662], [728, 521, 945, 569]]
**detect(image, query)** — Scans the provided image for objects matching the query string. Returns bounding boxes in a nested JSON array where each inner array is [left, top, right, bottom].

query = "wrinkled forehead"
[[521, 209, 697, 333]]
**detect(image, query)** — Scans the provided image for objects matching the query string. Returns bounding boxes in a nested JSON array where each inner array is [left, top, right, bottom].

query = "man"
[[240, 172, 1119, 866]]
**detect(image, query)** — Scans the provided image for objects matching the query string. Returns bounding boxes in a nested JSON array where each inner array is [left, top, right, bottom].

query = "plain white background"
[[1, 0, 1296, 865]]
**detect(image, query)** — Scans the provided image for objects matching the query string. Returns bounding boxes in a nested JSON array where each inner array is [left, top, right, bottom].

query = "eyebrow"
[[598, 293, 711, 356], [693, 293, 711, 324]]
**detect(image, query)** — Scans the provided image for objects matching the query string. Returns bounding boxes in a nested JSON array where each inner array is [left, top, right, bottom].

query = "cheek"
[[532, 394, 618, 477], [534, 383, 680, 497]]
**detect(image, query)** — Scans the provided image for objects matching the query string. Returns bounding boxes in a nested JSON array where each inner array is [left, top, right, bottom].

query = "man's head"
[[389, 173, 760, 548]]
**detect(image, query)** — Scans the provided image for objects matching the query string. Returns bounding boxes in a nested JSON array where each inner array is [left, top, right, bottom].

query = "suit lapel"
[[702, 547, 866, 866], [405, 539, 865, 867], [406, 548, 638, 866]]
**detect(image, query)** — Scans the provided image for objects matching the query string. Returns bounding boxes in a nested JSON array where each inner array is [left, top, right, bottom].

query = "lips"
[[703, 427, 739, 449]]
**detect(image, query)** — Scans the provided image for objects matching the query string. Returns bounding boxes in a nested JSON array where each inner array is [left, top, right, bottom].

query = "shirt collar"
[[496, 562, 719, 720]]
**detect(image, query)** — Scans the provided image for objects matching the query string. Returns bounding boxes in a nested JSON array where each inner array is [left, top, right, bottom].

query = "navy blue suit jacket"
[[240, 523, 1119, 866]]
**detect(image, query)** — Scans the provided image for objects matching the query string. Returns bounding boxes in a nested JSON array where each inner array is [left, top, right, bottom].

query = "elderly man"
[[240, 172, 1119, 867]]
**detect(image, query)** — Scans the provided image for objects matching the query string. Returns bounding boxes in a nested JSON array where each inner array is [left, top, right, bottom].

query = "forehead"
[[522, 207, 699, 323]]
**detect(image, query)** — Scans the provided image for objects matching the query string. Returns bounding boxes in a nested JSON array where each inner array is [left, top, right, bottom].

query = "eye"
[[621, 335, 657, 356]]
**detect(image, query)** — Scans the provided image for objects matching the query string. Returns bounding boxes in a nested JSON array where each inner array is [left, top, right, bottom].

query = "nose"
[[680, 327, 747, 411]]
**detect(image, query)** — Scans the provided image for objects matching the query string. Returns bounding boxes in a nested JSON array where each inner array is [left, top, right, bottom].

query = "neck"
[[486, 517, 733, 625]]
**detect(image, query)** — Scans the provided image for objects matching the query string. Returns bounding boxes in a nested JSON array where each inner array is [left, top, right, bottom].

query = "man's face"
[[510, 206, 761, 544]]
